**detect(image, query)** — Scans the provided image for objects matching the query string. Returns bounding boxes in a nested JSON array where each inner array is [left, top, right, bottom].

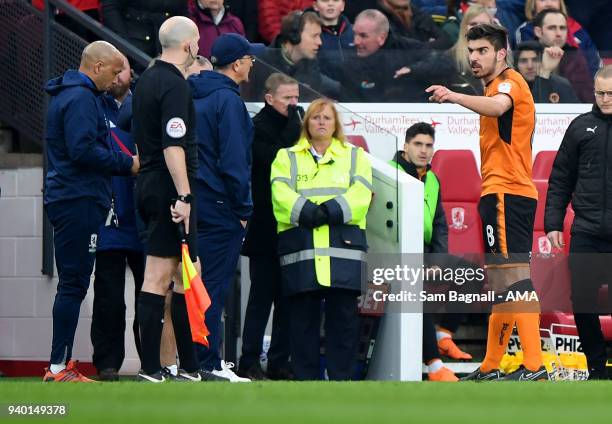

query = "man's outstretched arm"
[[426, 85, 512, 117]]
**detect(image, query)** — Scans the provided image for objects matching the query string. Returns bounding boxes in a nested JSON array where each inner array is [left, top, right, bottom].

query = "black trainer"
[[267, 367, 295, 381], [460, 367, 504, 381], [237, 364, 268, 381], [498, 365, 549, 381], [136, 368, 170, 383], [98, 368, 119, 382]]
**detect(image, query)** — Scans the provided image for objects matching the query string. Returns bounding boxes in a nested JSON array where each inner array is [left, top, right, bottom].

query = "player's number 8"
[[486, 225, 495, 247]]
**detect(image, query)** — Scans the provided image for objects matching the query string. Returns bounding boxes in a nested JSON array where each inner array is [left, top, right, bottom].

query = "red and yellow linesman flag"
[[181, 241, 211, 347]]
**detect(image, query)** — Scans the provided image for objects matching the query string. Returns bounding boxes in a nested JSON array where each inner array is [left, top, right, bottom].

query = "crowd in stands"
[[35, 0, 610, 103]]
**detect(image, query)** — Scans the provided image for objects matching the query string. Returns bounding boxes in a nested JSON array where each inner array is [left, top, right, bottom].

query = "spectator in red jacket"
[[258, 0, 313, 44], [188, 0, 245, 59]]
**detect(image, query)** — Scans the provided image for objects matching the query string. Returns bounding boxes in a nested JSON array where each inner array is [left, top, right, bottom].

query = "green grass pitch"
[[1, 380, 612, 423]]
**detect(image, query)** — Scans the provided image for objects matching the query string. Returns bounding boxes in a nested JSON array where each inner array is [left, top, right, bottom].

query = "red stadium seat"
[[530, 180, 572, 313], [431, 150, 484, 262], [532, 151, 557, 180], [346, 135, 370, 152], [540, 313, 612, 341]]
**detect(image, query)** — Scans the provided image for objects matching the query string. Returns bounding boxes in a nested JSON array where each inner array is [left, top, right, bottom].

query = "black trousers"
[[240, 255, 290, 371], [289, 288, 360, 381], [91, 249, 145, 371], [568, 232, 612, 372], [423, 313, 439, 363]]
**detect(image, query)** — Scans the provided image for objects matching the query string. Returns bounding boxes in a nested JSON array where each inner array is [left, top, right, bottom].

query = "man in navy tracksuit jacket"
[[90, 57, 145, 381], [188, 34, 263, 380], [43, 41, 136, 382]]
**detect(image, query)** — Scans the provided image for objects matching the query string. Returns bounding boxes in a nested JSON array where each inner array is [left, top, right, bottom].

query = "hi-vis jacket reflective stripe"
[[388, 160, 439, 245], [271, 137, 373, 294]]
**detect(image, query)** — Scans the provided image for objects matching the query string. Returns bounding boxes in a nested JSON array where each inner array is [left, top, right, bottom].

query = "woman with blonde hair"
[[515, 0, 600, 76], [270, 98, 373, 380]]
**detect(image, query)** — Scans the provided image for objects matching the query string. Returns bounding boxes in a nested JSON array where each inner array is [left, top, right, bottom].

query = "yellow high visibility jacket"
[[271, 137, 373, 294]]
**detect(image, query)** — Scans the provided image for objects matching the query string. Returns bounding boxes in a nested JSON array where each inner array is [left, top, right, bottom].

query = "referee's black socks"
[[137, 291, 165, 375], [171, 292, 200, 373]]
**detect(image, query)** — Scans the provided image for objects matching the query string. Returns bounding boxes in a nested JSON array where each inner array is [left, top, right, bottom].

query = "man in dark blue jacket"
[[189, 33, 264, 382], [91, 56, 144, 381], [43, 41, 138, 382]]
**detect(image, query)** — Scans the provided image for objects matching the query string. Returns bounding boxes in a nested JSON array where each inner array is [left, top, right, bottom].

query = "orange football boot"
[[43, 360, 95, 382], [428, 366, 459, 382]]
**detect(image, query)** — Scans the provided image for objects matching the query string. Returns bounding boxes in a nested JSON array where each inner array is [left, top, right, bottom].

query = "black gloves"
[[281, 104, 305, 147], [312, 204, 329, 228], [298, 200, 329, 228]]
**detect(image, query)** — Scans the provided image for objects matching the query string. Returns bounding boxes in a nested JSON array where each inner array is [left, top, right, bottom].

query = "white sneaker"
[[211, 360, 251, 383]]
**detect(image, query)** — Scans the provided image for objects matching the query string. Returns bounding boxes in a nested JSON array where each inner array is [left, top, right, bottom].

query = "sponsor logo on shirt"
[[498, 82, 512, 94], [166, 117, 187, 138]]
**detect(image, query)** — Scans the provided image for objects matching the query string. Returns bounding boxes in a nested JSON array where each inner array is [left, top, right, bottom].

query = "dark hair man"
[[514, 40, 578, 103], [533, 8, 594, 102], [427, 23, 548, 381], [389, 122, 467, 382]]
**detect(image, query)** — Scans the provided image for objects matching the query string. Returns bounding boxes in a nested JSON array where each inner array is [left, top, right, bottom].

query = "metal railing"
[[35, 0, 152, 275]]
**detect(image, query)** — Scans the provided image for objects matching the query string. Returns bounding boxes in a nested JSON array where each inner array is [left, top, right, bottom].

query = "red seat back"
[[532, 151, 557, 180], [431, 150, 484, 259], [431, 150, 481, 202], [531, 179, 572, 312]]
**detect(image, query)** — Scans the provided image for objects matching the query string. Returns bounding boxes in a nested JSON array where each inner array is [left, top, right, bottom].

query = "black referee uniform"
[[133, 59, 198, 258], [132, 59, 200, 378]]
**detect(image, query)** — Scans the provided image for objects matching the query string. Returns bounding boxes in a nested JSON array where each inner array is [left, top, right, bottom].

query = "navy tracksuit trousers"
[[195, 186, 246, 371], [46, 198, 106, 364]]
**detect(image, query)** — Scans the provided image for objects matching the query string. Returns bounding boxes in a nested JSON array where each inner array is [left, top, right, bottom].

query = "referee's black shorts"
[[478, 193, 536, 267], [136, 171, 198, 261]]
